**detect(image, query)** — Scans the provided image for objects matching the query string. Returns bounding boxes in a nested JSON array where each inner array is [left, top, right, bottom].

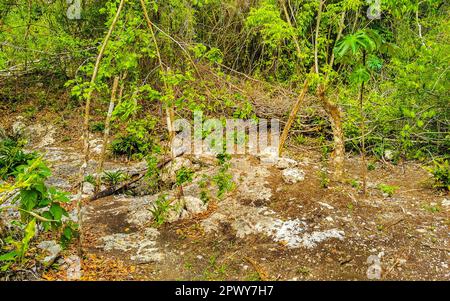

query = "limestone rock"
[[183, 196, 207, 214], [12, 117, 26, 136], [161, 157, 193, 183], [384, 149, 395, 160], [89, 138, 103, 155], [100, 228, 163, 263], [282, 168, 305, 184], [37, 240, 62, 266], [258, 146, 278, 164], [275, 157, 298, 169], [82, 182, 95, 195]]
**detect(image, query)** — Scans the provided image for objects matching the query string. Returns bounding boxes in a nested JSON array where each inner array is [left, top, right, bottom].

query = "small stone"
[[183, 196, 207, 214], [65, 255, 82, 280], [282, 168, 305, 184], [172, 136, 188, 157], [82, 182, 95, 195], [275, 157, 298, 169], [258, 146, 278, 164], [384, 149, 395, 160], [89, 138, 103, 155], [441, 199, 450, 208], [37, 240, 62, 266], [12, 117, 26, 136]]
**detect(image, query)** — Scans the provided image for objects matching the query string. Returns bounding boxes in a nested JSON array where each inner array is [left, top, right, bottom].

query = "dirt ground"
[[1, 107, 449, 281]]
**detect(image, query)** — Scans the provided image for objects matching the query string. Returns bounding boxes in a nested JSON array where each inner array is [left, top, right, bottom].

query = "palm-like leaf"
[[334, 30, 378, 60], [350, 65, 371, 84]]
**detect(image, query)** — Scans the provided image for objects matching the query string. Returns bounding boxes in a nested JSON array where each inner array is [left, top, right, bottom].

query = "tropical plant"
[[101, 170, 128, 188], [427, 159, 450, 191], [334, 29, 384, 195], [0, 157, 77, 269], [175, 167, 194, 197], [149, 194, 172, 227], [0, 138, 37, 180]]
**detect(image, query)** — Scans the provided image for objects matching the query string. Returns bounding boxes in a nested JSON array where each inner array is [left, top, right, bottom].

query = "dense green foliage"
[[0, 138, 77, 269], [1, 0, 447, 162], [0, 0, 448, 277]]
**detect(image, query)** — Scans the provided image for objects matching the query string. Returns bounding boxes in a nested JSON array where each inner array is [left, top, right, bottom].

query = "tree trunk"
[[278, 78, 309, 156], [140, 0, 175, 158], [360, 51, 367, 196], [317, 84, 345, 180], [314, 0, 325, 74], [318, 9, 346, 181], [95, 76, 120, 192], [76, 0, 125, 257]]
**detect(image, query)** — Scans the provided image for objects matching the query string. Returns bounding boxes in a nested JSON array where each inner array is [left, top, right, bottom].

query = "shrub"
[[149, 194, 172, 227], [101, 170, 128, 188], [427, 159, 450, 191], [0, 157, 77, 269], [378, 184, 398, 197], [0, 137, 37, 180], [213, 153, 234, 199], [110, 117, 157, 159], [90, 121, 105, 133]]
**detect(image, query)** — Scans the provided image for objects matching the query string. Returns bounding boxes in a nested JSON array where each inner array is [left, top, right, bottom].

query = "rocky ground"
[[1, 116, 449, 281]]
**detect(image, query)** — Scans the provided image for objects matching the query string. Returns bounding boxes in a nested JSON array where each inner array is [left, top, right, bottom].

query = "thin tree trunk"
[[315, 8, 346, 181], [416, 6, 426, 46], [280, 0, 301, 59], [322, 10, 346, 180], [360, 51, 367, 196], [95, 76, 119, 192], [317, 85, 345, 180], [314, 0, 325, 74], [351, 9, 359, 33], [76, 0, 125, 257], [279, 78, 309, 156], [139, 0, 175, 158]]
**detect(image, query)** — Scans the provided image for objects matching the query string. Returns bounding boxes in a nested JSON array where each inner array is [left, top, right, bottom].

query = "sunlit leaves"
[[334, 30, 378, 60], [350, 65, 370, 84], [367, 55, 383, 71], [245, 1, 295, 49]]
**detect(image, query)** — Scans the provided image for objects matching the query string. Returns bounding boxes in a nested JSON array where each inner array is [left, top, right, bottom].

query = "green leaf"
[[0, 251, 18, 262], [350, 66, 370, 84], [63, 226, 72, 241], [50, 203, 65, 221], [19, 189, 38, 211]]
